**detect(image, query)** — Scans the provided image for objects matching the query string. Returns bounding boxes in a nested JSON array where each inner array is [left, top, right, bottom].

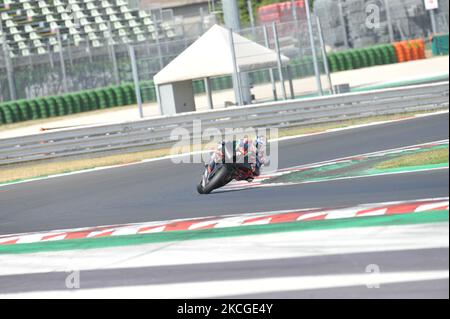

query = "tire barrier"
[[393, 39, 426, 63], [327, 44, 399, 73], [0, 84, 139, 125]]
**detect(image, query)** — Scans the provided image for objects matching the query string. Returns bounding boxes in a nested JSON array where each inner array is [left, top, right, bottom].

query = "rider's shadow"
[[206, 187, 256, 195]]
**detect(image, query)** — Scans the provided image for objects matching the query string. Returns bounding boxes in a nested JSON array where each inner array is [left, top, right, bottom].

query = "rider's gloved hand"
[[256, 136, 267, 146]]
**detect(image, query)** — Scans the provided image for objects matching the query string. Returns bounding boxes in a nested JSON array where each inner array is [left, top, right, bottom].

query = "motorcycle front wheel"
[[197, 165, 230, 194]]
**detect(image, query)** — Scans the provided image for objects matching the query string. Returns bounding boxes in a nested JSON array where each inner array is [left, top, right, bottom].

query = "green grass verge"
[[264, 144, 448, 185], [375, 147, 449, 170], [0, 210, 447, 255]]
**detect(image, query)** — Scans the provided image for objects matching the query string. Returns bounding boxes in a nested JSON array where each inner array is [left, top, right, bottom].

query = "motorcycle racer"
[[207, 136, 268, 181]]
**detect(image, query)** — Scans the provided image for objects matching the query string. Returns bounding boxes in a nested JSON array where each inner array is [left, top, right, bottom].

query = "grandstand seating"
[[0, 0, 175, 58]]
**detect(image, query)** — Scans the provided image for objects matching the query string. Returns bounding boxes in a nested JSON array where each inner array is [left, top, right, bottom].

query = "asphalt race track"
[[0, 247, 448, 298], [0, 112, 449, 298], [0, 113, 448, 235]]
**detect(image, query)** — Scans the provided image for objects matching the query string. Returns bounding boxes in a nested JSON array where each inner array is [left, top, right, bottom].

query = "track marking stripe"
[[0, 198, 447, 246], [4, 271, 447, 299]]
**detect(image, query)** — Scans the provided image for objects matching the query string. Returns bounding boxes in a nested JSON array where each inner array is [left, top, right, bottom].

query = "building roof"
[[154, 24, 289, 85]]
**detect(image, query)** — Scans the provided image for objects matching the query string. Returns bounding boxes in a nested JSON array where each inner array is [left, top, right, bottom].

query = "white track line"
[[273, 139, 449, 173], [2, 271, 448, 299], [272, 110, 449, 143], [221, 166, 449, 191]]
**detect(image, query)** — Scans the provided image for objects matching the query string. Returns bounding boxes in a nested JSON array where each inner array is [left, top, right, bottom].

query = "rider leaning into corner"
[[207, 135, 269, 182]]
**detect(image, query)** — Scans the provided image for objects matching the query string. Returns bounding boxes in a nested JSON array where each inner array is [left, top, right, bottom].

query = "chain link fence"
[[232, 18, 331, 105], [0, 15, 214, 103], [316, 0, 449, 50], [1, 21, 329, 108]]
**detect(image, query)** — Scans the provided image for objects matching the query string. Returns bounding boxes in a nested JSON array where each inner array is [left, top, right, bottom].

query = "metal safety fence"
[[0, 81, 447, 166]]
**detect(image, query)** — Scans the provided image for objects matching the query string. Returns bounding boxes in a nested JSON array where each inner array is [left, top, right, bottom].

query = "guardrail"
[[0, 81, 448, 166]]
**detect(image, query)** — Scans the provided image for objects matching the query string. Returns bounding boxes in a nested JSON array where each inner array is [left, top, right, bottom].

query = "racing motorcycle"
[[197, 141, 257, 194]]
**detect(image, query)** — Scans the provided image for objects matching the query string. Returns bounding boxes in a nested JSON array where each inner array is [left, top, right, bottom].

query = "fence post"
[[223, 0, 252, 105], [229, 27, 243, 106], [286, 65, 295, 99], [316, 16, 334, 95], [272, 22, 287, 100], [305, 0, 323, 96], [263, 24, 277, 101], [56, 28, 68, 93], [181, 22, 188, 49], [247, 0, 255, 28], [110, 43, 120, 86], [429, 8, 437, 35], [204, 77, 213, 110], [108, 22, 120, 85], [86, 39, 93, 63], [153, 18, 164, 70], [129, 46, 144, 118], [199, 7, 205, 34], [384, 0, 395, 43], [337, 0, 349, 49], [67, 38, 74, 67], [1, 36, 16, 101], [291, 0, 298, 21], [47, 43, 54, 69], [0, 20, 16, 101]]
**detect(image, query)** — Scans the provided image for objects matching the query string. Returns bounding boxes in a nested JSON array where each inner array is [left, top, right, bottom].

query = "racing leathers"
[[208, 136, 268, 180]]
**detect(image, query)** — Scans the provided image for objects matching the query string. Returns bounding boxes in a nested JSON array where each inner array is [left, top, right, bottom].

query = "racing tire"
[[199, 165, 229, 194], [197, 182, 205, 194]]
